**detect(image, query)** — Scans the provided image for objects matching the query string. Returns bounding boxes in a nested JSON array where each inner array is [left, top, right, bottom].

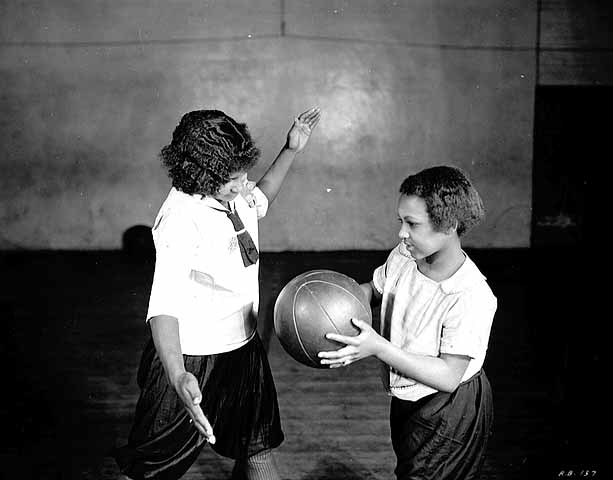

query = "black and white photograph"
[[1, 1, 606, 479]]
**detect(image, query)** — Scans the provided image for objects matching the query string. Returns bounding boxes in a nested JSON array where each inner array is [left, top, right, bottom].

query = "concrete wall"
[[1, 1, 537, 250]]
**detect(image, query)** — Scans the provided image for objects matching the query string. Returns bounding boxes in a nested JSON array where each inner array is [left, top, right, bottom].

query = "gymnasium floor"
[[0, 248, 601, 479]]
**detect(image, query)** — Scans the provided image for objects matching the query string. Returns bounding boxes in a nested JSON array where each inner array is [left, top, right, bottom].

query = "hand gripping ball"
[[273, 270, 372, 368]]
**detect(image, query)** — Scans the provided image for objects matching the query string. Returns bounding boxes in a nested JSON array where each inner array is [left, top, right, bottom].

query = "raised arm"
[[256, 107, 321, 205]]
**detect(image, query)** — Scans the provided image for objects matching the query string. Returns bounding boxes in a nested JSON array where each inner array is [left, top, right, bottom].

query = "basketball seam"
[[291, 293, 319, 366], [303, 280, 371, 321], [303, 285, 339, 339], [284, 272, 370, 368], [299, 282, 370, 354]]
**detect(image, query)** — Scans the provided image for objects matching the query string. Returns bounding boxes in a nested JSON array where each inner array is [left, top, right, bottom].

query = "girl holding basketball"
[[319, 165, 496, 480], [113, 106, 321, 480]]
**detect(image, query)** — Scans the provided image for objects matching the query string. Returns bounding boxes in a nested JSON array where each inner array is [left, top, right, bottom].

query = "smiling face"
[[397, 193, 455, 260], [213, 170, 248, 205]]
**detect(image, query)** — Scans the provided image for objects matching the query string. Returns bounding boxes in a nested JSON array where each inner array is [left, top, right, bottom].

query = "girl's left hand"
[[318, 318, 385, 368], [286, 107, 321, 152]]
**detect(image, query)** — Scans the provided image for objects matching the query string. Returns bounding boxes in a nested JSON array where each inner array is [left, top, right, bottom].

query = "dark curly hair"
[[160, 110, 260, 196], [399, 165, 484, 237]]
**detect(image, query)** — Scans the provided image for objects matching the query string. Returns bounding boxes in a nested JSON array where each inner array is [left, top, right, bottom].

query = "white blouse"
[[146, 185, 268, 355], [373, 243, 497, 401]]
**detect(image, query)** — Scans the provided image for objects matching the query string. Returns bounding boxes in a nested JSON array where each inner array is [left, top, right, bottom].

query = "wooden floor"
[[0, 249, 602, 479]]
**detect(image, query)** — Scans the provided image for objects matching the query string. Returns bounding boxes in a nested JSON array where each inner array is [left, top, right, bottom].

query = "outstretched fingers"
[[187, 404, 216, 444], [297, 107, 321, 129], [325, 332, 360, 346], [318, 348, 357, 368], [180, 374, 216, 444], [318, 338, 357, 367]]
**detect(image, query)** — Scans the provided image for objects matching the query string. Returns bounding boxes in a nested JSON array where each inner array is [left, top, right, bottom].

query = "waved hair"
[[399, 165, 485, 237], [160, 110, 260, 196]]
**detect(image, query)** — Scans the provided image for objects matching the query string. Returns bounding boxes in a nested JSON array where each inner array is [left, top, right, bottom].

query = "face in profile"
[[396, 194, 454, 260], [214, 171, 248, 204]]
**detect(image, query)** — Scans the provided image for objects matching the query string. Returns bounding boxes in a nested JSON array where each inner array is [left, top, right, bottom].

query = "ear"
[[445, 221, 458, 236]]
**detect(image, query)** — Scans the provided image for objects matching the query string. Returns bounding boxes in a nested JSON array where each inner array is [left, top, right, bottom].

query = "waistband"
[[460, 368, 484, 385], [179, 303, 257, 355]]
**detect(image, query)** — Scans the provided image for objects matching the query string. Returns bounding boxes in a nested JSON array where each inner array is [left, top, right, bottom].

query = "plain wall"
[[0, 0, 589, 250]]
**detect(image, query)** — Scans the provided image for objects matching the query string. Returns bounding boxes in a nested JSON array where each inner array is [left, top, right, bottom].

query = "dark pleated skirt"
[[112, 333, 284, 480], [390, 369, 493, 480]]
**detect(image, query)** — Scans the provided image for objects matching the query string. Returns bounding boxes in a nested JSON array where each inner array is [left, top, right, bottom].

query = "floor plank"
[[0, 250, 603, 479]]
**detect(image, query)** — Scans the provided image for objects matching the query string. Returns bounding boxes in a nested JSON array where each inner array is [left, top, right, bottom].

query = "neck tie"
[[225, 208, 259, 267]]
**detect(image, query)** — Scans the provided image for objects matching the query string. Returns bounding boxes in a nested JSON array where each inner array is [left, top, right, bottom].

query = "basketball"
[[273, 269, 372, 368]]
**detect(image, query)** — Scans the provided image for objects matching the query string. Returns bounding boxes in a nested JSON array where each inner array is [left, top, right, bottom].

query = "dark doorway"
[[530, 85, 606, 473], [531, 85, 608, 247]]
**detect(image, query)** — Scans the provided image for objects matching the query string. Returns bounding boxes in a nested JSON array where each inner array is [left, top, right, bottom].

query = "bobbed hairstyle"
[[160, 110, 260, 196], [399, 165, 485, 237]]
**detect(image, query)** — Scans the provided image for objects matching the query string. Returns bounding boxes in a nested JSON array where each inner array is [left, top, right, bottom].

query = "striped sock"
[[236, 449, 280, 480]]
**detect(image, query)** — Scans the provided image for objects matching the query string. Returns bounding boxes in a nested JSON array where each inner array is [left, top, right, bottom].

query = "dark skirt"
[[112, 333, 284, 480], [390, 369, 493, 480]]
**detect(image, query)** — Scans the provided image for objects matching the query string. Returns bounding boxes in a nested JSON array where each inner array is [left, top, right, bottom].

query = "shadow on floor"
[[0, 248, 603, 479]]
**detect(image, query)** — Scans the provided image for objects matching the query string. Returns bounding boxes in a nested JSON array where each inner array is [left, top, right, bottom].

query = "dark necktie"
[[225, 209, 259, 267]]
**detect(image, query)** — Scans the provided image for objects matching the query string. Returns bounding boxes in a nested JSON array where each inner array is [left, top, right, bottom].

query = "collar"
[[202, 196, 234, 213], [171, 187, 234, 212]]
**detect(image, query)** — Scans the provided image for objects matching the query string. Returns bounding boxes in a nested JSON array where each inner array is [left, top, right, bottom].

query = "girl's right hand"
[[175, 371, 216, 444], [318, 318, 386, 368]]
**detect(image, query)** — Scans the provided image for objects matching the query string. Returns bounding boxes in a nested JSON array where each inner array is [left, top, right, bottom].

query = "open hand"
[[318, 318, 385, 368], [175, 371, 216, 444], [286, 107, 321, 152]]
